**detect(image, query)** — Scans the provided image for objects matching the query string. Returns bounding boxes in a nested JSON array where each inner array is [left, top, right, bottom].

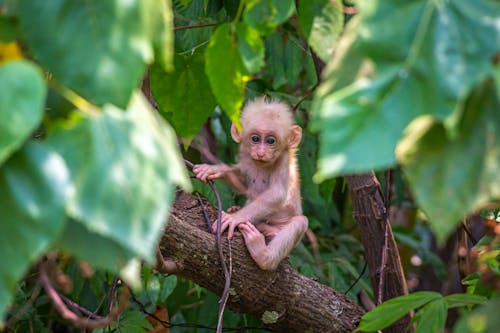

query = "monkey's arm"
[[193, 163, 247, 193]]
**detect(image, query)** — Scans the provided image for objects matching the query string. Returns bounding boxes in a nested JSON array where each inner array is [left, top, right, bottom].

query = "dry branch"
[[159, 191, 364, 333]]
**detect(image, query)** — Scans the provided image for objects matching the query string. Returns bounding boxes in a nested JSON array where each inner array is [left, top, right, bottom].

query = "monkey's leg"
[[239, 216, 308, 270]]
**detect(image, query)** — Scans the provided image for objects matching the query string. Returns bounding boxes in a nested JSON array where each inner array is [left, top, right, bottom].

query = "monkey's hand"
[[212, 211, 249, 239], [193, 164, 226, 183]]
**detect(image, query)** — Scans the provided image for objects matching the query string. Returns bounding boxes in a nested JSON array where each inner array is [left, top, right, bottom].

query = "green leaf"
[[0, 142, 69, 320], [453, 298, 500, 333], [356, 291, 442, 332], [159, 275, 177, 303], [298, 0, 343, 63], [397, 80, 500, 242], [151, 52, 216, 139], [114, 310, 153, 333], [54, 218, 136, 272], [265, 32, 287, 89], [0, 60, 45, 165], [414, 299, 448, 333], [284, 38, 303, 87], [313, 0, 500, 179], [236, 23, 265, 74], [46, 93, 190, 263], [444, 293, 487, 309], [205, 24, 248, 126], [244, 0, 295, 35], [17, 0, 169, 108], [0, 16, 19, 42]]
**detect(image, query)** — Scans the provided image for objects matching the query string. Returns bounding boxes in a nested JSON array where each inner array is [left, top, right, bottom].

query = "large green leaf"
[[444, 293, 487, 309], [17, 0, 172, 108], [0, 60, 45, 165], [298, 0, 343, 63], [46, 93, 190, 263], [312, 0, 500, 179], [356, 291, 442, 332], [244, 0, 295, 35], [397, 80, 500, 242], [414, 299, 448, 333], [0, 143, 69, 321], [265, 32, 287, 89], [151, 52, 216, 139], [205, 24, 248, 126]]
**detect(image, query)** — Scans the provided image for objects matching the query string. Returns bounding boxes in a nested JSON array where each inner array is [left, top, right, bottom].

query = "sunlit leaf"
[[313, 0, 500, 179], [0, 143, 69, 320], [46, 93, 190, 263], [17, 0, 171, 108], [0, 60, 45, 165], [236, 23, 265, 74], [151, 52, 216, 139], [205, 24, 248, 126]]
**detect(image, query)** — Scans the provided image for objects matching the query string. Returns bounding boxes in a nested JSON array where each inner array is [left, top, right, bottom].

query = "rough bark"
[[159, 191, 364, 333], [346, 173, 411, 333]]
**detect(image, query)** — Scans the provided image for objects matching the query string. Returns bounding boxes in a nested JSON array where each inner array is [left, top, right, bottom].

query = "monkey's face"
[[245, 130, 283, 164]]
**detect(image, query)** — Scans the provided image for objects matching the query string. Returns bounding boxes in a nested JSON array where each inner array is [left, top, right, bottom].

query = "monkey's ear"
[[288, 125, 302, 148], [230, 123, 242, 143]]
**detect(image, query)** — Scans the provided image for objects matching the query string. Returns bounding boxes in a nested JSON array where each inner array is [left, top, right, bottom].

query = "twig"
[[183, 159, 232, 333], [195, 192, 214, 234], [39, 261, 129, 329], [174, 22, 220, 31], [293, 82, 319, 111], [377, 170, 392, 305]]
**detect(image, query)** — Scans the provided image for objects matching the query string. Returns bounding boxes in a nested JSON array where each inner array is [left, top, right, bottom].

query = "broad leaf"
[[284, 38, 303, 87], [356, 291, 442, 332], [205, 24, 248, 126], [313, 0, 500, 179], [151, 52, 216, 139], [46, 93, 190, 263], [17, 0, 171, 108], [0, 143, 69, 320], [298, 0, 343, 62], [0, 60, 45, 165], [265, 32, 287, 89], [414, 299, 448, 333], [397, 80, 500, 242], [236, 23, 265, 74], [244, 0, 295, 35]]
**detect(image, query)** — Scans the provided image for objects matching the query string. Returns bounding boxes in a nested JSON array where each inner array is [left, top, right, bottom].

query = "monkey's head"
[[230, 97, 302, 165]]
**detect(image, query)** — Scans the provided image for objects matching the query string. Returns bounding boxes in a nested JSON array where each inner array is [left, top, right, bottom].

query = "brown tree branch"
[[159, 192, 364, 333]]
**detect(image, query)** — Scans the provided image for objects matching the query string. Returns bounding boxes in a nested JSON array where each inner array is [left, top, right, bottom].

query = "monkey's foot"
[[238, 223, 275, 270]]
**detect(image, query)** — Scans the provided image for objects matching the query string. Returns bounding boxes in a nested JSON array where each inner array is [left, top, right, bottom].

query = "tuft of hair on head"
[[240, 96, 294, 133]]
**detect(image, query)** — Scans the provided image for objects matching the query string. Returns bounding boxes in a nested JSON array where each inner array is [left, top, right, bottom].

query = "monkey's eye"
[[251, 135, 260, 143], [265, 136, 276, 145]]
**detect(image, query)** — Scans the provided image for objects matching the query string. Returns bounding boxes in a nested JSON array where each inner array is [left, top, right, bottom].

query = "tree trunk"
[[159, 191, 364, 333], [346, 173, 411, 333]]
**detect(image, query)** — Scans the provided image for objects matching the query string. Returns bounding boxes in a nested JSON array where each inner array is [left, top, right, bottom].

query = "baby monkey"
[[193, 97, 308, 270]]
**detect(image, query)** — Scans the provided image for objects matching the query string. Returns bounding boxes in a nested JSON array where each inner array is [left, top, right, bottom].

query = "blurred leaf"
[[46, 93, 190, 264], [444, 293, 487, 309], [414, 299, 448, 333], [17, 0, 170, 108], [244, 0, 295, 35], [397, 80, 500, 242], [0, 60, 45, 165], [453, 298, 500, 333], [356, 291, 442, 332], [205, 24, 248, 126], [151, 52, 216, 139], [0, 16, 18, 42], [159, 275, 177, 304], [313, 0, 500, 179], [0, 143, 69, 320], [298, 0, 343, 62], [236, 23, 265, 73]]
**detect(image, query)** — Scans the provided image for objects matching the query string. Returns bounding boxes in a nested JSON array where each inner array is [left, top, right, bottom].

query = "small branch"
[[39, 261, 129, 329]]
